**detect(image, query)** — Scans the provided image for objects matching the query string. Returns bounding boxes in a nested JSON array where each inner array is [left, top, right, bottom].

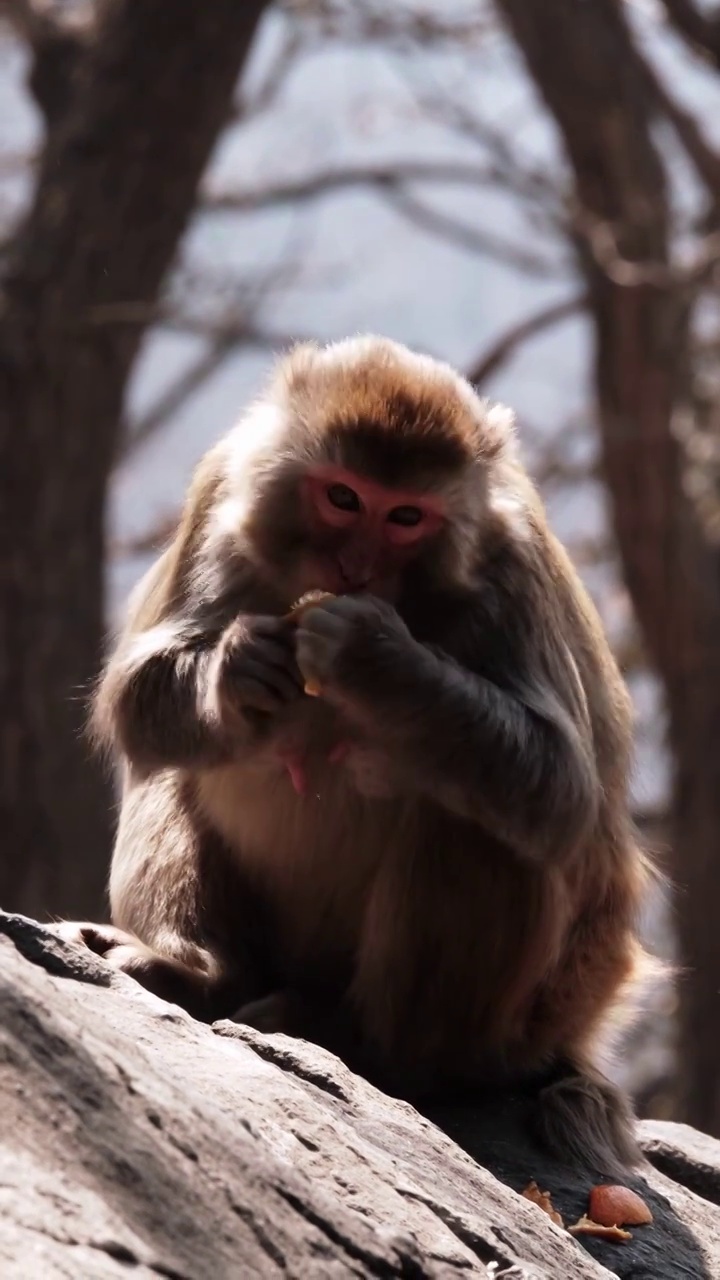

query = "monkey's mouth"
[[303, 551, 394, 599]]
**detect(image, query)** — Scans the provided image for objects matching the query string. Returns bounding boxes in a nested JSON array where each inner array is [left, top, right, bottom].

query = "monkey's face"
[[248, 456, 464, 605], [295, 462, 451, 599]]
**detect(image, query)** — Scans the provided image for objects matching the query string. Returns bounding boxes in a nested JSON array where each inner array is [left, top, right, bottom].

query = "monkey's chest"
[[196, 751, 404, 964]]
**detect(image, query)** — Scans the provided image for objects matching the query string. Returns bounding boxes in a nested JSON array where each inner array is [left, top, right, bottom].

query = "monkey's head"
[[225, 335, 525, 604]]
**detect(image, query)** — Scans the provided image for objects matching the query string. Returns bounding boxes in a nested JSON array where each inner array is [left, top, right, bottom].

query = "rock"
[[0, 910, 717, 1279], [641, 1122, 720, 1207]]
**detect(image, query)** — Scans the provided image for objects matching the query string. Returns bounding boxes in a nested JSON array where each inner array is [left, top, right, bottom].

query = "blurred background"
[[0, 0, 718, 1138]]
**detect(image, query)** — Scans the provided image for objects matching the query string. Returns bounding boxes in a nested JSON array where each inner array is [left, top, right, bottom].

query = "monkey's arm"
[[94, 594, 302, 774], [296, 596, 598, 861]]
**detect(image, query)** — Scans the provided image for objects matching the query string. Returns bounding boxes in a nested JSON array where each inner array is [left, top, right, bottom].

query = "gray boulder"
[[0, 910, 718, 1279]]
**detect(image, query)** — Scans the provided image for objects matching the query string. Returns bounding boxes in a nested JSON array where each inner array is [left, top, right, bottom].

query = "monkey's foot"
[[52, 922, 161, 980], [52, 921, 216, 1015], [51, 921, 140, 959]]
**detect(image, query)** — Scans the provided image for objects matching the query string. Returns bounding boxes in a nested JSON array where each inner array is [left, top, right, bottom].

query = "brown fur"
[[69, 336, 653, 1174]]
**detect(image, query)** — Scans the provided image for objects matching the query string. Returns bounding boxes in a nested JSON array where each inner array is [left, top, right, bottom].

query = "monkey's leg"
[[233, 991, 300, 1033], [56, 776, 269, 1022], [232, 989, 373, 1072], [534, 1057, 641, 1176], [521, 888, 644, 1174]]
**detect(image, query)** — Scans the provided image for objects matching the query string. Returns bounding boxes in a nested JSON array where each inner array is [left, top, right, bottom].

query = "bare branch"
[[0, 148, 36, 176], [125, 339, 237, 457], [0, 0, 92, 39], [202, 160, 515, 214], [280, 0, 493, 48], [0, 0, 41, 40], [203, 161, 560, 273], [124, 323, 307, 456], [234, 21, 306, 121], [566, 204, 720, 289], [162, 316, 306, 344], [659, 0, 720, 67], [467, 293, 586, 387], [397, 68, 565, 217], [630, 28, 720, 195], [0, 0, 91, 125], [386, 187, 559, 276], [111, 510, 180, 558]]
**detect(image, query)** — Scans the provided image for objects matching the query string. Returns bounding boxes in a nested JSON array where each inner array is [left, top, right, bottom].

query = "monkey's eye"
[[387, 505, 423, 527], [326, 483, 361, 512]]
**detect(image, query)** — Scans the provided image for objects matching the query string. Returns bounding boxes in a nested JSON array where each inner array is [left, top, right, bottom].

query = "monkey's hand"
[[294, 594, 411, 709], [210, 615, 304, 729], [296, 594, 597, 857]]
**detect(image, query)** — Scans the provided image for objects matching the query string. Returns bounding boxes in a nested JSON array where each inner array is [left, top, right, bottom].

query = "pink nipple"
[[278, 748, 308, 796]]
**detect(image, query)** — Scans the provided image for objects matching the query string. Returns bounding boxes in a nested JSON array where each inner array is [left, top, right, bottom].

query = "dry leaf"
[[589, 1184, 653, 1227], [569, 1214, 632, 1243], [521, 1180, 564, 1227]]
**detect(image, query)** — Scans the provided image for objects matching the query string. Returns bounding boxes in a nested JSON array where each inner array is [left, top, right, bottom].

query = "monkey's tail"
[[534, 1058, 642, 1178]]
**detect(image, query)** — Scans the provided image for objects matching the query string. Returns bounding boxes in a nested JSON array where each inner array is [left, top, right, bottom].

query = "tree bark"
[[496, 0, 720, 1134], [0, 0, 268, 919]]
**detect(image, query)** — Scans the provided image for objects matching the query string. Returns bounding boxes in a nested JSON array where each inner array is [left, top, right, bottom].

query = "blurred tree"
[[0, 0, 269, 919], [496, 0, 720, 1136]]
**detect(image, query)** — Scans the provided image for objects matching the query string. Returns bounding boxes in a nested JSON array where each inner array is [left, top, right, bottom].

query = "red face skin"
[[301, 464, 445, 596]]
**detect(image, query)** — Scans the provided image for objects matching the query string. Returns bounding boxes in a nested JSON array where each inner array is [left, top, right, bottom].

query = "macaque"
[[60, 335, 652, 1174]]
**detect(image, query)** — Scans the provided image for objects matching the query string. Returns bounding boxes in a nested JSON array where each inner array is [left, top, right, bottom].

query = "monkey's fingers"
[[230, 660, 303, 710], [225, 637, 303, 685]]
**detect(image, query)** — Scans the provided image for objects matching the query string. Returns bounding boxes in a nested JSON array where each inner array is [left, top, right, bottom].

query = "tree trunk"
[[496, 0, 720, 1134], [665, 552, 720, 1131], [0, 0, 268, 919]]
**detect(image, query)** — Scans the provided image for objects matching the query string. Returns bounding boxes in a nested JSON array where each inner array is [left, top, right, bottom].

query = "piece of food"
[[287, 589, 337, 620], [287, 590, 337, 695], [568, 1215, 632, 1243], [588, 1184, 653, 1227], [521, 1181, 564, 1227]]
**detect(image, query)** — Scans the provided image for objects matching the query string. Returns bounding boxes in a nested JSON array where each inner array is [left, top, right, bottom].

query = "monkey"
[[58, 334, 653, 1175]]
